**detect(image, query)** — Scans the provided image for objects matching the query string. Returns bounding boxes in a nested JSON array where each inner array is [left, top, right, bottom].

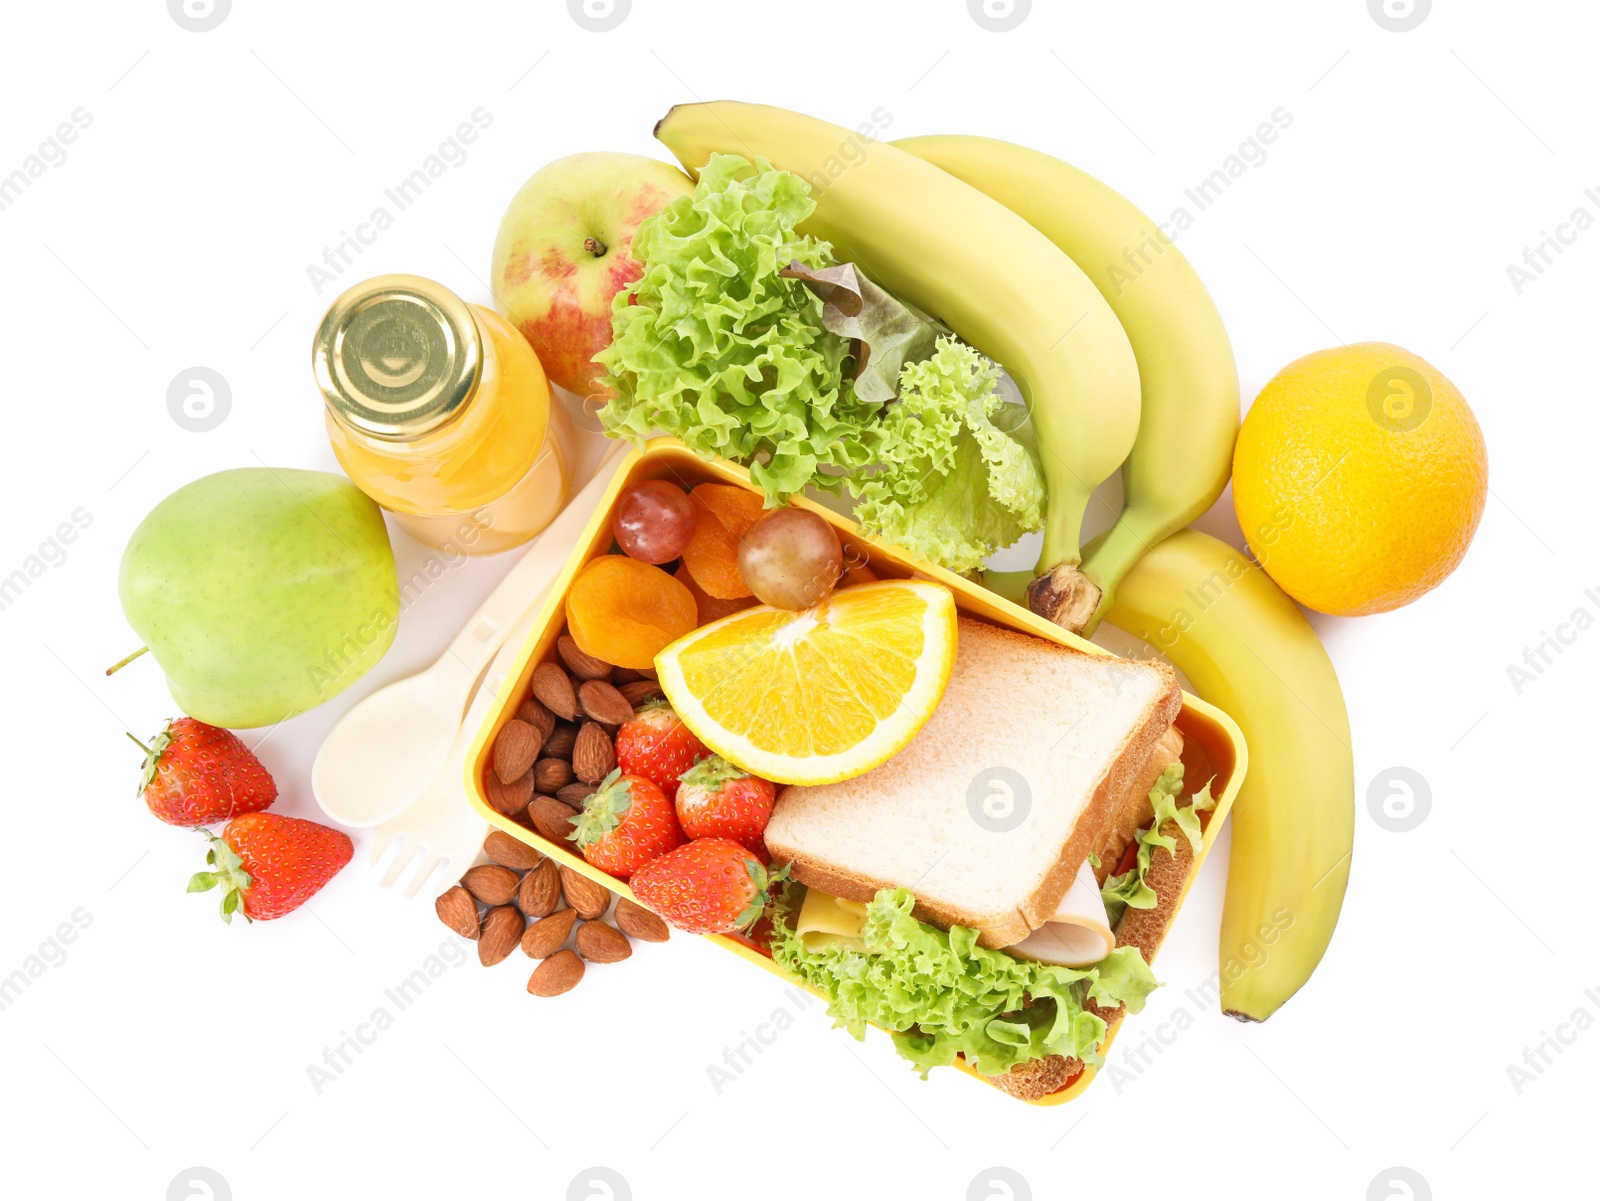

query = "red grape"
[[738, 507, 843, 609], [613, 480, 694, 564]]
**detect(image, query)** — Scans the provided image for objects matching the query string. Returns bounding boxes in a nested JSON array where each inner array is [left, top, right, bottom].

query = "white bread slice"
[[765, 618, 1181, 947]]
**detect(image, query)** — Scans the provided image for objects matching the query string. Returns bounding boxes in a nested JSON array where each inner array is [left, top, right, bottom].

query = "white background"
[[1, 1, 1593, 1198]]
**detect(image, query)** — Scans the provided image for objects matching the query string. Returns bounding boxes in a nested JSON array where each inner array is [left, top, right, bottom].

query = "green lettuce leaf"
[[849, 338, 1045, 574], [593, 154, 881, 500], [770, 886, 1158, 1079], [1086, 944, 1164, 1014], [1101, 765, 1218, 926]]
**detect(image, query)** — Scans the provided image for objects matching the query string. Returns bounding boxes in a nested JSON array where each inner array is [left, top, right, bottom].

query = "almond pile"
[[436, 829, 669, 998], [450, 631, 675, 996], [484, 630, 664, 835]]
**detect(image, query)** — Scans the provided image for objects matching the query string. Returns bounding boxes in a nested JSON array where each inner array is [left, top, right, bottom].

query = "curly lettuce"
[[594, 153, 879, 499], [849, 338, 1046, 574], [770, 886, 1157, 1079], [1101, 764, 1217, 925]]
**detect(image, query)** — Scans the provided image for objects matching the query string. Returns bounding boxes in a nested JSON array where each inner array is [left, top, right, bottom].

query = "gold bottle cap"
[[313, 273, 482, 440]]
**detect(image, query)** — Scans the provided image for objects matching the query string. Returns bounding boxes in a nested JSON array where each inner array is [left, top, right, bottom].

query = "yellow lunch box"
[[464, 438, 1248, 1106]]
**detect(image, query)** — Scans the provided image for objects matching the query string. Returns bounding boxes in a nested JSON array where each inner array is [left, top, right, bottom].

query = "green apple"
[[491, 152, 693, 401], [119, 468, 398, 728]]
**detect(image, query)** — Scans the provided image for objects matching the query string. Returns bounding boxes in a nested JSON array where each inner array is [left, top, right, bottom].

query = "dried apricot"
[[693, 483, 765, 537], [676, 564, 757, 626], [681, 484, 766, 600], [565, 555, 698, 670], [840, 541, 879, 586]]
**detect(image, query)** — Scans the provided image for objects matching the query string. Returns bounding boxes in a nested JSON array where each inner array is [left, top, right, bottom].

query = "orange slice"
[[654, 580, 958, 785]]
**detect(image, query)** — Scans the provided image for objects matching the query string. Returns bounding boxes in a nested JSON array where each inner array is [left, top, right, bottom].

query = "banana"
[[1102, 528, 1353, 1022], [653, 102, 1141, 586], [895, 135, 1239, 636]]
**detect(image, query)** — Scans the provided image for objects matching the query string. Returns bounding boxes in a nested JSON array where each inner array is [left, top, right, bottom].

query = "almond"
[[461, 863, 520, 907], [435, 885, 480, 940], [516, 697, 556, 745], [542, 722, 578, 760], [527, 796, 579, 845], [531, 661, 579, 721], [483, 830, 542, 872], [571, 722, 616, 785], [612, 665, 657, 684], [577, 679, 635, 727], [558, 633, 614, 681], [492, 719, 541, 785], [484, 770, 534, 817], [615, 897, 670, 943], [521, 908, 576, 958], [575, 920, 632, 964], [534, 757, 574, 793], [477, 905, 525, 966], [527, 948, 584, 997], [560, 866, 611, 920], [618, 679, 665, 707], [516, 859, 561, 917], [556, 782, 596, 808]]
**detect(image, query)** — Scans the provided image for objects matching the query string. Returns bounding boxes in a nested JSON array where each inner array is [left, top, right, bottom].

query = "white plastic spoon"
[[312, 449, 623, 826]]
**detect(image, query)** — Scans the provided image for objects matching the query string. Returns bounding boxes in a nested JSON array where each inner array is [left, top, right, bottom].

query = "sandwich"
[[764, 618, 1217, 1100]]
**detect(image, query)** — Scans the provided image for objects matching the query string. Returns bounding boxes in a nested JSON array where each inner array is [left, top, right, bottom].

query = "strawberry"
[[674, 755, 774, 857], [188, 813, 353, 922], [570, 769, 686, 880], [613, 700, 708, 796], [629, 837, 787, 935], [131, 718, 277, 827]]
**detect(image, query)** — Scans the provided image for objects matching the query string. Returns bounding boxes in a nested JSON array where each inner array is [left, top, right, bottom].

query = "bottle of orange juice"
[[314, 274, 572, 555]]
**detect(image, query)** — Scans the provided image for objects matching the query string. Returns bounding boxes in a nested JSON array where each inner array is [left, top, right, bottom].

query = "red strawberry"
[[614, 701, 707, 796], [629, 837, 787, 935], [131, 718, 277, 827], [188, 813, 353, 922], [570, 769, 685, 880], [674, 756, 774, 856]]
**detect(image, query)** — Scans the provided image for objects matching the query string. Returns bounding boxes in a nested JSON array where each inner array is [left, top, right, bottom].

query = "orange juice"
[[315, 274, 572, 554]]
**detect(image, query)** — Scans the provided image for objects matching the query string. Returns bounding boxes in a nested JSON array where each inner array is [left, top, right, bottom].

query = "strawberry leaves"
[[129, 728, 171, 795], [676, 754, 748, 791], [735, 858, 789, 931], [569, 768, 634, 849], [187, 829, 255, 925]]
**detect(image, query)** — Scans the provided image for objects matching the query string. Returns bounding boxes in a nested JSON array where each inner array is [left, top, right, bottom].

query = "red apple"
[[491, 153, 693, 403]]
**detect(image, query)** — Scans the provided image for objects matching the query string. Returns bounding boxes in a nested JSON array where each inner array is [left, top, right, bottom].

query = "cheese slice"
[[794, 887, 871, 953], [793, 863, 1115, 968], [1006, 861, 1116, 968]]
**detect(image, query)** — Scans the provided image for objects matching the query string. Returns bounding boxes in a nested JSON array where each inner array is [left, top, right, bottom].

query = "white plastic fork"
[[313, 445, 625, 827], [367, 603, 541, 898]]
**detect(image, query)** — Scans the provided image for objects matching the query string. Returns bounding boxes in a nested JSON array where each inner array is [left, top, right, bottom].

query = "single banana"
[[895, 135, 1238, 636], [654, 102, 1141, 595], [1102, 528, 1353, 1022]]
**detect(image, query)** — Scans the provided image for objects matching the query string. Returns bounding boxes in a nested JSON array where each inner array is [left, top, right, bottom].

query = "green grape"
[[738, 507, 843, 610]]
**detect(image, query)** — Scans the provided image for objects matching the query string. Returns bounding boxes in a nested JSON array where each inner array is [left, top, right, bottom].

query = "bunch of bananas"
[[656, 101, 1353, 1022]]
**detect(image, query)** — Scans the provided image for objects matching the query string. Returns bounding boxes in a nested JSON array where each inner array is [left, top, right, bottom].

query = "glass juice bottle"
[[314, 273, 572, 555]]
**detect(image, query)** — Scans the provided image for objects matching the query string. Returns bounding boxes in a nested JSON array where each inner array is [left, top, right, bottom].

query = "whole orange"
[[1232, 343, 1487, 616]]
